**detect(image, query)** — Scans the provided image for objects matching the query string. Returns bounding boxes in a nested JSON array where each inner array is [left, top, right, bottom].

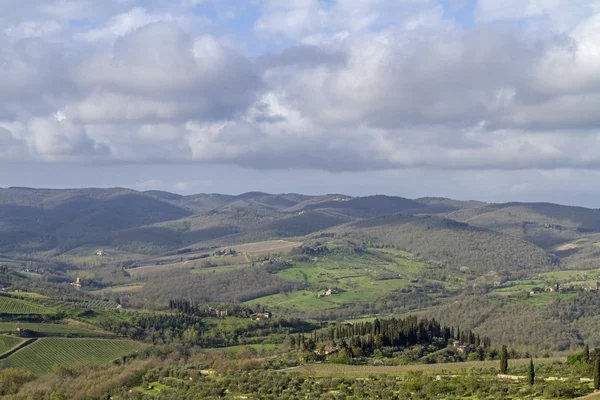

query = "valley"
[[2, 188, 600, 398]]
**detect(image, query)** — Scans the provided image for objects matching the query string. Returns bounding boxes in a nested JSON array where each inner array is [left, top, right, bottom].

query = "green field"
[[0, 296, 52, 314], [539, 269, 600, 282], [0, 335, 23, 355], [247, 290, 337, 310], [246, 248, 428, 310], [8, 291, 48, 299], [0, 338, 144, 375], [296, 357, 566, 378], [0, 322, 111, 336]]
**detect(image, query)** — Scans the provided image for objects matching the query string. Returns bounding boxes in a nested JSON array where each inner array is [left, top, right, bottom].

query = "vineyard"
[[40, 298, 121, 311], [0, 296, 52, 315], [0, 322, 112, 337], [0, 338, 144, 375], [0, 334, 22, 355]]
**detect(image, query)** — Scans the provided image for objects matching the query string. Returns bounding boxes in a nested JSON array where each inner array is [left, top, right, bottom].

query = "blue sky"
[[1, 0, 600, 206]]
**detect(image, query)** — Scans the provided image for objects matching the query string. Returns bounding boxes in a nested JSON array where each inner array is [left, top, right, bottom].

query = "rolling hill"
[[0, 187, 192, 253], [1, 187, 599, 273], [329, 213, 557, 274], [448, 202, 600, 250]]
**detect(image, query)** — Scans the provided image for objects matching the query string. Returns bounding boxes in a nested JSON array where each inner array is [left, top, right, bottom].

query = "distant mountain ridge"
[[1, 187, 599, 272]]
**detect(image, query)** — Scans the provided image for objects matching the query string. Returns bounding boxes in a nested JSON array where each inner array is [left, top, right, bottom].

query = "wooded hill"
[[3, 187, 600, 275]]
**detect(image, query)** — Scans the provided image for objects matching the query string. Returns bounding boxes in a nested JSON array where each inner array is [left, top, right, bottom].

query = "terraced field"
[[0, 322, 111, 337], [0, 296, 52, 314], [0, 338, 144, 375], [0, 335, 23, 355]]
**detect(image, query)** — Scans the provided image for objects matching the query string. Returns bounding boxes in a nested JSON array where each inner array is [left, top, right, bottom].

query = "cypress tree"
[[594, 356, 600, 390], [500, 345, 508, 374], [528, 358, 535, 386], [585, 344, 590, 364]]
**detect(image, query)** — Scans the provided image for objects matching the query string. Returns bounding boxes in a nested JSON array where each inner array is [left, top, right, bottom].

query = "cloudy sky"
[[1, 0, 600, 206]]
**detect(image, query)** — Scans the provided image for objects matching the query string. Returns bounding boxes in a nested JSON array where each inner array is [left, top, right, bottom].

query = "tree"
[[528, 358, 535, 386], [500, 345, 508, 374], [585, 344, 590, 364], [594, 356, 600, 390]]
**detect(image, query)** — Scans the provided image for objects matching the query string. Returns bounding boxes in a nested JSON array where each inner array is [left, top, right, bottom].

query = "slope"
[[330, 213, 556, 274], [449, 202, 600, 250], [0, 188, 192, 253]]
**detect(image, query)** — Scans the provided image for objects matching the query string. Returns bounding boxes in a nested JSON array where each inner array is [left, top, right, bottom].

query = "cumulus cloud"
[[0, 0, 600, 178]]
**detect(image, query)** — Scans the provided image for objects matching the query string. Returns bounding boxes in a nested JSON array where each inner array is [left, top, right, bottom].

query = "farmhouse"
[[71, 277, 82, 288], [318, 288, 338, 297], [252, 312, 271, 320], [452, 340, 471, 355], [528, 287, 544, 296], [96, 249, 104, 256], [314, 345, 339, 356]]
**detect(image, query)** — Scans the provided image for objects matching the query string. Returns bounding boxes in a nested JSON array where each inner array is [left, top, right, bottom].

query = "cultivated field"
[[0, 335, 23, 355], [0, 338, 144, 375], [0, 296, 52, 314], [0, 322, 111, 336], [227, 240, 302, 257]]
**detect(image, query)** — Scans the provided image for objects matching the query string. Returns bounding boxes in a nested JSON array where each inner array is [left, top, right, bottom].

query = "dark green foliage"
[[585, 344, 590, 364], [303, 316, 490, 361], [528, 358, 535, 385], [595, 355, 600, 390], [500, 345, 508, 374]]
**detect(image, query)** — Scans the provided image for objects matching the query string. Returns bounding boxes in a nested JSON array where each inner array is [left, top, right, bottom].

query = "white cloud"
[[4, 20, 61, 39], [476, 0, 600, 31], [0, 0, 599, 183]]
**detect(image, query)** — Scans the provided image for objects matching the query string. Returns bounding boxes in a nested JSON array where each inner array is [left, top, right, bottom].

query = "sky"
[[1, 0, 600, 206]]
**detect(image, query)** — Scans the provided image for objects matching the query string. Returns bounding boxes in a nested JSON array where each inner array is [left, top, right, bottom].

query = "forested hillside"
[[332, 214, 556, 273]]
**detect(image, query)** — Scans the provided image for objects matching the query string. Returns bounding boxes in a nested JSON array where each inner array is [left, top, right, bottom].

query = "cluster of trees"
[[321, 317, 490, 349], [289, 316, 491, 361], [135, 266, 304, 305], [124, 365, 587, 399], [96, 308, 316, 348], [298, 244, 331, 257], [168, 300, 253, 318]]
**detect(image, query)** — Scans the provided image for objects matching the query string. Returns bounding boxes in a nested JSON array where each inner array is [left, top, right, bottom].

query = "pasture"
[[0, 338, 144, 375], [8, 291, 48, 299], [250, 247, 427, 310], [0, 296, 52, 314]]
